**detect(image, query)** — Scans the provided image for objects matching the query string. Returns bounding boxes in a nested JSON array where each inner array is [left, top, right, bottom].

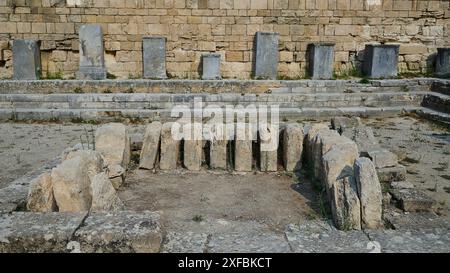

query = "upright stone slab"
[[260, 124, 278, 172], [235, 125, 253, 172], [436, 48, 450, 78], [363, 44, 399, 79], [143, 37, 167, 79], [160, 122, 180, 170], [202, 53, 221, 80], [254, 32, 279, 80], [77, 24, 106, 80], [12, 40, 41, 80], [139, 122, 162, 170], [307, 43, 335, 80], [282, 124, 304, 172], [183, 123, 203, 171]]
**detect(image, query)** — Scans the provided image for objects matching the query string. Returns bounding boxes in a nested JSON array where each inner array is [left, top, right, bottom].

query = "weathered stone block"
[[51, 156, 95, 212], [254, 32, 279, 80], [354, 157, 383, 229], [90, 172, 124, 212], [363, 44, 399, 79], [331, 116, 361, 134], [139, 122, 162, 170], [26, 172, 57, 212], [76, 24, 106, 80], [73, 211, 162, 253], [12, 39, 41, 80], [235, 126, 253, 172], [0, 212, 87, 253], [95, 123, 131, 173], [436, 48, 450, 78], [202, 53, 221, 80], [367, 149, 398, 169], [282, 124, 304, 172], [390, 188, 436, 212], [307, 43, 334, 80], [160, 122, 180, 170], [183, 123, 203, 171], [343, 125, 379, 156], [143, 37, 167, 79], [260, 124, 278, 172], [331, 175, 361, 230], [377, 165, 406, 183]]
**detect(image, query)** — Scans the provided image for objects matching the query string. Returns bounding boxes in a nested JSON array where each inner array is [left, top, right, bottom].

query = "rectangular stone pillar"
[[202, 53, 221, 80], [282, 124, 304, 172], [436, 48, 450, 78], [143, 37, 167, 79], [235, 124, 253, 172], [260, 124, 278, 172], [77, 24, 107, 80], [254, 32, 279, 80], [363, 44, 399, 79], [160, 122, 180, 170], [307, 43, 335, 80], [13, 40, 41, 80]]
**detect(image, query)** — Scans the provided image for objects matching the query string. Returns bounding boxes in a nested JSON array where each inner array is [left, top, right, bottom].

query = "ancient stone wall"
[[0, 0, 449, 79]]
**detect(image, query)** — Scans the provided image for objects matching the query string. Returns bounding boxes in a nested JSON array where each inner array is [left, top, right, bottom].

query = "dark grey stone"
[[143, 37, 167, 79], [363, 44, 399, 79], [73, 211, 162, 253], [390, 188, 436, 212], [202, 53, 221, 80], [254, 32, 279, 80], [12, 40, 41, 80], [76, 24, 106, 80], [436, 48, 450, 78], [307, 43, 335, 80], [0, 212, 87, 253]]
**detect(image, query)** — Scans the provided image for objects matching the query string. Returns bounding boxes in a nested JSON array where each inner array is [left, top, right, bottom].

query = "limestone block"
[[143, 37, 167, 79], [95, 123, 131, 171], [77, 24, 106, 80], [331, 175, 362, 230], [307, 43, 334, 80], [12, 39, 41, 80], [160, 122, 180, 170], [354, 157, 383, 229], [363, 44, 399, 79], [90, 172, 124, 212], [26, 172, 57, 212], [282, 124, 304, 172], [183, 123, 203, 171], [436, 48, 450, 78], [254, 32, 279, 79], [139, 122, 162, 170], [260, 124, 278, 172], [202, 53, 221, 80]]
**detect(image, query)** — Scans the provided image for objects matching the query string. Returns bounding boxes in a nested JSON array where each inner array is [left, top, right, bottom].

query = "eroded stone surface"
[[26, 172, 57, 212], [90, 172, 124, 212], [73, 211, 162, 253], [331, 175, 362, 230], [390, 188, 436, 212], [377, 165, 407, 183], [162, 232, 208, 253], [139, 122, 162, 170], [282, 124, 304, 172], [354, 157, 383, 229], [368, 149, 398, 169], [0, 212, 87, 253], [160, 122, 180, 170]]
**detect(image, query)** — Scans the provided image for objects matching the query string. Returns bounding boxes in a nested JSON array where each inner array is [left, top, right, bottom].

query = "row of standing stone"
[[12, 24, 450, 80]]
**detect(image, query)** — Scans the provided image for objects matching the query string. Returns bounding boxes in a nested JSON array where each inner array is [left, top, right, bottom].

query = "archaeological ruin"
[[0, 0, 449, 255]]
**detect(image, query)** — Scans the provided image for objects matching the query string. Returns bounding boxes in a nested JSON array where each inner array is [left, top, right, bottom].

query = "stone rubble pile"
[[332, 117, 436, 213], [26, 123, 130, 213], [305, 122, 383, 230]]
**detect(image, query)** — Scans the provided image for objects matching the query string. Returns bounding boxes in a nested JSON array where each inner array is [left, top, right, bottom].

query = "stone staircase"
[[0, 78, 448, 123]]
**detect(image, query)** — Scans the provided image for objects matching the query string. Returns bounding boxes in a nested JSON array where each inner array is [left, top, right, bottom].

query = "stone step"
[[421, 93, 450, 114], [0, 91, 427, 110], [0, 106, 423, 122], [0, 211, 162, 253], [0, 78, 438, 94], [414, 108, 450, 124]]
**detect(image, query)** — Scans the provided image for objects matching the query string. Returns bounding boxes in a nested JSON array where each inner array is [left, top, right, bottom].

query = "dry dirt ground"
[[118, 170, 319, 232], [365, 116, 450, 221], [0, 123, 98, 189]]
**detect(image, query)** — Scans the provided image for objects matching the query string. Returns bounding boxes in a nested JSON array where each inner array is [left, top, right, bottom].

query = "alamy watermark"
[[170, 97, 280, 152]]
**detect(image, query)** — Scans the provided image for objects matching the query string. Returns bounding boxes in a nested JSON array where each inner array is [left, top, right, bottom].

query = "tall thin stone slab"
[[202, 53, 221, 80], [13, 40, 41, 80], [436, 48, 450, 78], [77, 24, 107, 80], [307, 43, 335, 80], [143, 37, 167, 79], [363, 44, 399, 79], [254, 32, 279, 80]]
